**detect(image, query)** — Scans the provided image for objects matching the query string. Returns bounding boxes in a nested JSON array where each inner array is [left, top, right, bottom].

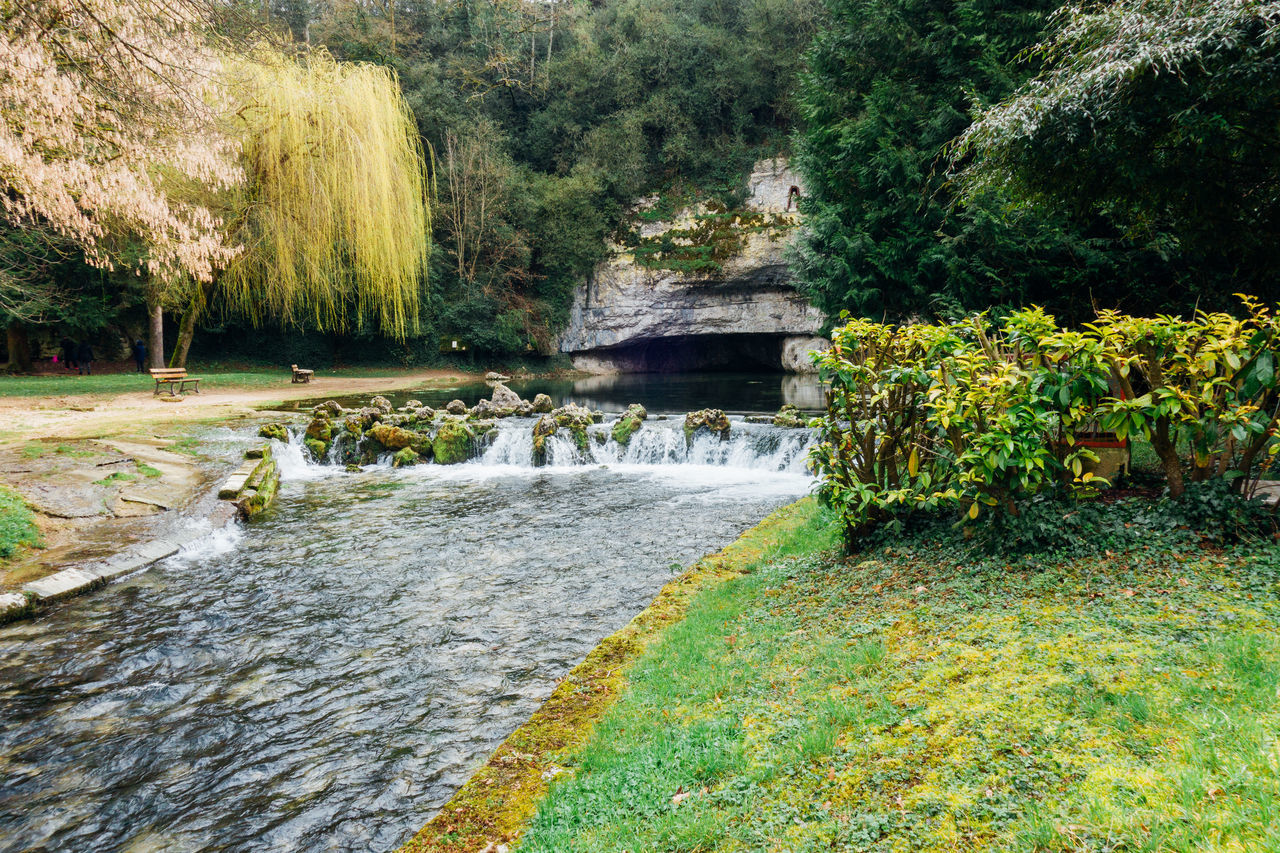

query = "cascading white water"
[[283, 414, 815, 474], [478, 416, 813, 472]]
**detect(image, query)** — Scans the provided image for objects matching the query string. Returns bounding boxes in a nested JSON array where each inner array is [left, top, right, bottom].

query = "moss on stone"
[[368, 423, 421, 451], [432, 420, 473, 465], [392, 447, 420, 468], [532, 415, 558, 466], [304, 437, 328, 461], [772, 403, 806, 428], [611, 403, 648, 446], [305, 416, 332, 444], [683, 407, 731, 443], [239, 462, 280, 517], [258, 423, 289, 442]]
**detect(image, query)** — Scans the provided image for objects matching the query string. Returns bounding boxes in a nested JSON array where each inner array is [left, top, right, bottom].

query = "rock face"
[[558, 158, 825, 373], [780, 335, 831, 374]]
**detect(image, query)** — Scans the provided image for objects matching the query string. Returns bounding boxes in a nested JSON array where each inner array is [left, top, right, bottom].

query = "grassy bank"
[[0, 484, 38, 560], [472, 497, 1280, 852], [401, 499, 831, 853]]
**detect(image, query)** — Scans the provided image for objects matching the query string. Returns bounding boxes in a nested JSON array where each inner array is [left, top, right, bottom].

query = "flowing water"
[[0, 409, 816, 852]]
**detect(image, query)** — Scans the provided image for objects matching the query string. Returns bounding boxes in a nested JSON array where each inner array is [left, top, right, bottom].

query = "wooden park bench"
[[150, 367, 201, 396], [291, 364, 314, 384]]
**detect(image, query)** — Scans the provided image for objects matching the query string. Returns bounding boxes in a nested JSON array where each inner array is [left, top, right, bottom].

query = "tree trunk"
[[1151, 417, 1185, 499], [148, 303, 165, 369], [171, 302, 200, 368], [5, 321, 32, 373]]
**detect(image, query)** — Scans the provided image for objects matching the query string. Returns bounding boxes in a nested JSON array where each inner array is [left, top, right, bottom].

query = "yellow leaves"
[[220, 47, 431, 339], [968, 502, 980, 520], [908, 448, 920, 477]]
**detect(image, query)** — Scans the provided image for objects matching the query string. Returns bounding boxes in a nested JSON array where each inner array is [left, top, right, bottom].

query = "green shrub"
[[813, 298, 1280, 548]]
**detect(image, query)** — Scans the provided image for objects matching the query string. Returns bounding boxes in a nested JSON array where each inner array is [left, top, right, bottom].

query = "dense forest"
[[2, 0, 1277, 369]]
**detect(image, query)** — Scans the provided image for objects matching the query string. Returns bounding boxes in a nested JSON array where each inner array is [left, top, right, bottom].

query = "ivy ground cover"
[[515, 501, 1280, 852]]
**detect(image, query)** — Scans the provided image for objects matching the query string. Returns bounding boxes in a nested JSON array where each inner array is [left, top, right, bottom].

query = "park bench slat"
[[150, 368, 201, 396]]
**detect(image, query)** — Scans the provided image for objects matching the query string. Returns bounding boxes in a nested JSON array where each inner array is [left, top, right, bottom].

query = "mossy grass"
[[0, 484, 39, 559], [92, 471, 137, 486], [398, 498, 832, 853], [484, 502, 1280, 852]]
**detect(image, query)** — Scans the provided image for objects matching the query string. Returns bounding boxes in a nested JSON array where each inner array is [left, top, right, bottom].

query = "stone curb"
[[0, 536, 184, 625]]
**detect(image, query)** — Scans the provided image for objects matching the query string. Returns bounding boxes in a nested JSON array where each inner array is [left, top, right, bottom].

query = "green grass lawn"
[[0, 369, 288, 397], [0, 364, 458, 398], [514, 501, 1280, 852]]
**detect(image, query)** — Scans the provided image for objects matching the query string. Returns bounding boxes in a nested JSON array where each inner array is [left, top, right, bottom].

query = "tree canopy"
[[0, 0, 240, 286], [952, 0, 1280, 297], [218, 49, 431, 339], [789, 0, 1197, 325]]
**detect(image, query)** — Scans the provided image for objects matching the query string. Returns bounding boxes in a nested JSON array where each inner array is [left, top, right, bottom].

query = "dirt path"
[[0, 369, 477, 440], [0, 369, 479, 589]]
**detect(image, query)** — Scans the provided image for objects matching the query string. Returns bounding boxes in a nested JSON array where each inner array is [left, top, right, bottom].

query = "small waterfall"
[[476, 417, 813, 473], [481, 425, 535, 466], [275, 414, 814, 476]]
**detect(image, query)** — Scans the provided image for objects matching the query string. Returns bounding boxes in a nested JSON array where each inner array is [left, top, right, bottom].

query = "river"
[[0, 374, 820, 852]]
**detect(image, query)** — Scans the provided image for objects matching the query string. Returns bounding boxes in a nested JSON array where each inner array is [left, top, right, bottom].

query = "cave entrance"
[[582, 334, 787, 373]]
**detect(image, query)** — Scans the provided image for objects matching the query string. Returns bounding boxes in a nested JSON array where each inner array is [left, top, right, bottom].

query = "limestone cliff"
[[558, 158, 828, 373]]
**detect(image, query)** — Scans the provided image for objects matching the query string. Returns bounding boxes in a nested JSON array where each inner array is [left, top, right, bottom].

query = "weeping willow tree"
[[171, 48, 431, 364]]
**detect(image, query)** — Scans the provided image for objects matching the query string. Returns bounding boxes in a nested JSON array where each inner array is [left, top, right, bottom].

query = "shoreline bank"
[[0, 369, 480, 594], [398, 497, 824, 853]]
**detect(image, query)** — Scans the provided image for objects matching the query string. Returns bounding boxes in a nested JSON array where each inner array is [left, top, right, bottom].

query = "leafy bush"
[[810, 317, 961, 538], [812, 299, 1280, 548]]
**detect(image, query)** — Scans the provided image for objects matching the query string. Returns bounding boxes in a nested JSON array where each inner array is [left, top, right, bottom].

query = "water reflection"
[[284, 371, 827, 415]]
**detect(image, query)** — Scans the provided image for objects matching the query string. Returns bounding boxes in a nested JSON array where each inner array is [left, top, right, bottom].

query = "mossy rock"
[[684, 408, 731, 443], [772, 404, 806, 429], [532, 393, 554, 414], [611, 404, 648, 446], [304, 437, 329, 462], [432, 420, 473, 465], [258, 423, 289, 442], [532, 414, 558, 466], [305, 416, 332, 444], [370, 395, 393, 414], [367, 423, 422, 450], [445, 399, 468, 415], [392, 447, 420, 468]]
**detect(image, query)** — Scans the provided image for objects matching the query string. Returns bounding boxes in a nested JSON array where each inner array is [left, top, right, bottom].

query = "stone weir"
[[268, 382, 814, 472], [558, 158, 829, 374]]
